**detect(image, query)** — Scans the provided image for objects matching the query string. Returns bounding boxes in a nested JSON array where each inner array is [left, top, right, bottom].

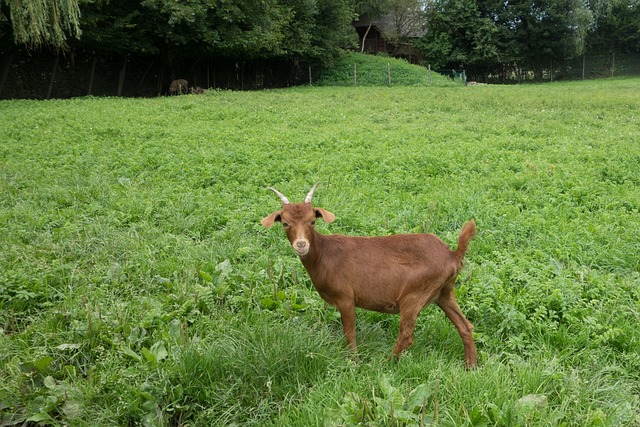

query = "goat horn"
[[267, 187, 290, 205], [305, 182, 320, 203]]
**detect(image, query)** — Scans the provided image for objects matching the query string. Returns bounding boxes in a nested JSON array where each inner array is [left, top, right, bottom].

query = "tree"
[[356, 0, 391, 52], [2, 0, 82, 49], [500, 0, 593, 65], [418, 0, 597, 79], [311, 0, 359, 62], [417, 0, 499, 71], [382, 0, 426, 56], [76, 0, 356, 64], [587, 0, 640, 53], [78, 0, 157, 55], [139, 0, 293, 59]]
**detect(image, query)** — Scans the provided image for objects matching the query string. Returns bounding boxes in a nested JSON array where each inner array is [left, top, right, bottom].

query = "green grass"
[[317, 52, 456, 86], [1, 78, 639, 426]]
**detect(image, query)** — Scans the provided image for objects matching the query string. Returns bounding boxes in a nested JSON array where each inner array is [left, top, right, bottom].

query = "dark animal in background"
[[190, 86, 205, 94], [261, 183, 478, 368], [169, 79, 188, 95]]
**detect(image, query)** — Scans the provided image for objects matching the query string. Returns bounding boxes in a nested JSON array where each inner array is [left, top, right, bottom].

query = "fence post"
[[354, 63, 357, 85], [611, 52, 615, 77], [156, 67, 164, 96], [117, 56, 127, 96], [388, 62, 391, 85], [47, 53, 59, 99], [0, 53, 13, 98], [428, 64, 431, 84], [582, 55, 585, 80], [309, 66, 312, 85]]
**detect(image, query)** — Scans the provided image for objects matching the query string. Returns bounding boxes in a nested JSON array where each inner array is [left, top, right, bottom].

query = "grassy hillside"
[[317, 52, 455, 86], [1, 79, 639, 426]]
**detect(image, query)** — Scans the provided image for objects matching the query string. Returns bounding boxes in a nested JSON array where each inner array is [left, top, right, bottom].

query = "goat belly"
[[352, 277, 405, 314], [355, 297, 400, 314]]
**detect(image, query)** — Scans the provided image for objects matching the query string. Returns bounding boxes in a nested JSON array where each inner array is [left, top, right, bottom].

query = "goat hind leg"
[[392, 304, 422, 360], [436, 288, 477, 369]]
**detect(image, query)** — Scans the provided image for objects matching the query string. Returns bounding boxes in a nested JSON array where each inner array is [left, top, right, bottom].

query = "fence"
[[473, 53, 640, 84], [0, 50, 317, 99], [318, 61, 440, 86], [2, 50, 639, 99]]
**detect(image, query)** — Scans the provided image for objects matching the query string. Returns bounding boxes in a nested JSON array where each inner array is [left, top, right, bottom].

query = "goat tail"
[[454, 220, 477, 262]]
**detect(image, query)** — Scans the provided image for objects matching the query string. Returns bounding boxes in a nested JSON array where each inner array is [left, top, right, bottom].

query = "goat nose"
[[296, 241, 307, 249]]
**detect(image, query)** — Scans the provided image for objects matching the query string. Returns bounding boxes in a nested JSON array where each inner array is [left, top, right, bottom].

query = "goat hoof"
[[387, 353, 401, 364]]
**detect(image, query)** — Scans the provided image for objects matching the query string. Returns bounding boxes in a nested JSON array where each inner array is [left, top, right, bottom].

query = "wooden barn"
[[353, 14, 425, 64]]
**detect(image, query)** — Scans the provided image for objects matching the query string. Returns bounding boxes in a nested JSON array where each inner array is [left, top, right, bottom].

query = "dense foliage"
[[417, 0, 640, 78], [0, 0, 358, 65], [1, 78, 639, 425], [2, 0, 639, 79], [1, 0, 81, 49]]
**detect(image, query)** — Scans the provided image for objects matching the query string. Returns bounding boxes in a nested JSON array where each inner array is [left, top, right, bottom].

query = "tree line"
[[0, 0, 358, 67], [417, 0, 640, 80], [1, 0, 639, 82]]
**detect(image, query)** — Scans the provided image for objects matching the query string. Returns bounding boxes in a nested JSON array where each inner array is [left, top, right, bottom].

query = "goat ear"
[[261, 211, 282, 228], [315, 208, 335, 223]]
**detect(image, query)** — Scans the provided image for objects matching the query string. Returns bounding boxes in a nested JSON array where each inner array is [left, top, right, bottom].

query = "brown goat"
[[261, 183, 478, 368], [169, 79, 188, 95]]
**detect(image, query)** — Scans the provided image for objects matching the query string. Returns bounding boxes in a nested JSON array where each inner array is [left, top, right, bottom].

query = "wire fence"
[[1, 50, 639, 99], [297, 53, 640, 87], [471, 53, 640, 84], [0, 51, 316, 99]]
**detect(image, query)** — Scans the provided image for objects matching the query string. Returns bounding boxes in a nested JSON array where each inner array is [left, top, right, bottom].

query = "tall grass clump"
[[1, 77, 639, 426]]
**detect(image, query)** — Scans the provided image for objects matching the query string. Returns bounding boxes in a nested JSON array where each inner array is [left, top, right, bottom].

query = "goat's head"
[[261, 183, 335, 256]]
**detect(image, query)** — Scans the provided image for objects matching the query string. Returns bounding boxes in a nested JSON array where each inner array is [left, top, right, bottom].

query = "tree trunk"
[[361, 22, 373, 53]]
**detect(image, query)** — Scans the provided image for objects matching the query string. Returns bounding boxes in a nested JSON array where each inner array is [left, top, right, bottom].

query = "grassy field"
[[1, 77, 639, 426], [316, 52, 458, 86]]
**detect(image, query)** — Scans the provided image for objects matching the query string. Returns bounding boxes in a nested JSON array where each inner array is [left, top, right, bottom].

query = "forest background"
[[1, 0, 640, 98]]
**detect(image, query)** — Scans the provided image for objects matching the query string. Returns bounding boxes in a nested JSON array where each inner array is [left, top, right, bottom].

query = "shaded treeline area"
[[417, 0, 640, 82], [0, 0, 357, 98], [0, 53, 322, 98], [1, 0, 639, 97]]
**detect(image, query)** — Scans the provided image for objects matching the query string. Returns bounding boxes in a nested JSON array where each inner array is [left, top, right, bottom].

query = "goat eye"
[[282, 222, 289, 228], [310, 220, 316, 226]]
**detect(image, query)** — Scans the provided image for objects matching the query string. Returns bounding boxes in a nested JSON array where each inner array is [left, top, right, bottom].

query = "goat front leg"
[[336, 302, 357, 352]]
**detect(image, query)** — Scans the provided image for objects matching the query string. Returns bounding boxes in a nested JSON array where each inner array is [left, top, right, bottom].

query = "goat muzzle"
[[293, 239, 310, 256]]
